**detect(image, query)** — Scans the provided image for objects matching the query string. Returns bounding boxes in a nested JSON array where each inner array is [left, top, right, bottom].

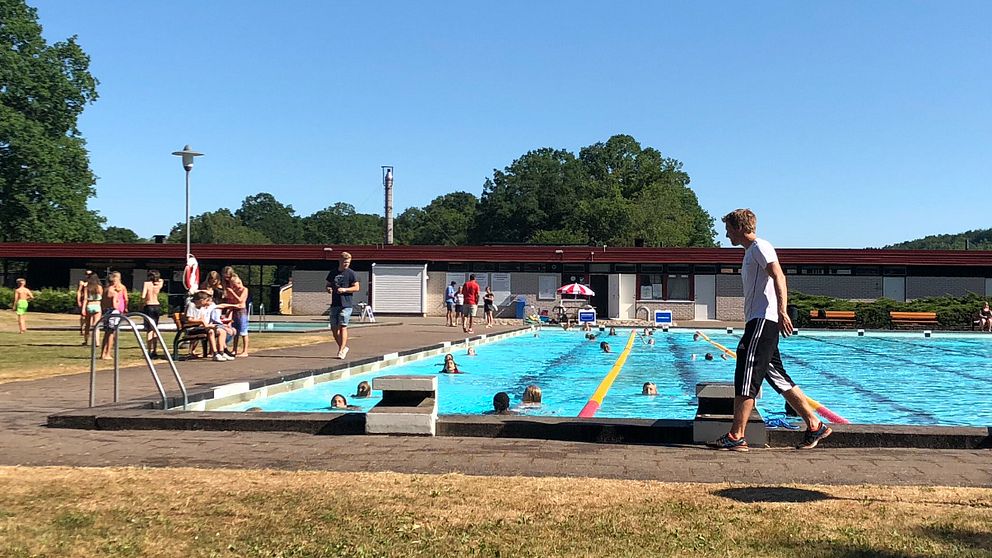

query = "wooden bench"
[[889, 311, 938, 328], [171, 312, 209, 358], [808, 310, 856, 325]]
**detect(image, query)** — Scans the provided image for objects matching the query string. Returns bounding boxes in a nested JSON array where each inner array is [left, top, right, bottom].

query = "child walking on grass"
[[12, 278, 34, 334]]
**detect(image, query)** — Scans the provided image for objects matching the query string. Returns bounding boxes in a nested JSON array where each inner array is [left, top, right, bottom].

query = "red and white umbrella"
[[557, 283, 595, 296]]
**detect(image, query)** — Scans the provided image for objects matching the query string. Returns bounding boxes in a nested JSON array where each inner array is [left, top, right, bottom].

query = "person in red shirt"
[[461, 274, 481, 334]]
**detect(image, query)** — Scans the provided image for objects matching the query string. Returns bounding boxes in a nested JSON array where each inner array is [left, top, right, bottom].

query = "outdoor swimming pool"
[[252, 321, 331, 333], [214, 329, 992, 427]]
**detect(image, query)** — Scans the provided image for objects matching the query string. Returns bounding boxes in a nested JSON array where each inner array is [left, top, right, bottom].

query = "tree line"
[[154, 135, 718, 247], [2, 1, 716, 247]]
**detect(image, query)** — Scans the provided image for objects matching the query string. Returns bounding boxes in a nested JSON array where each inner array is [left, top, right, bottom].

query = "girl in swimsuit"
[[100, 272, 127, 360], [82, 274, 103, 344]]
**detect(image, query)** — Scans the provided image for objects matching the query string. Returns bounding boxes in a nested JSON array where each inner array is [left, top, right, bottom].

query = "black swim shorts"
[[735, 318, 797, 398]]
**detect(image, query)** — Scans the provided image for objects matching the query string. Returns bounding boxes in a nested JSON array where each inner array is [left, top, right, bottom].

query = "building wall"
[[787, 276, 882, 301], [906, 276, 987, 300], [716, 274, 744, 321]]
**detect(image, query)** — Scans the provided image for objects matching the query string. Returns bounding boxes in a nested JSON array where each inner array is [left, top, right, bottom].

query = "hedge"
[[790, 291, 989, 330], [1, 287, 167, 314]]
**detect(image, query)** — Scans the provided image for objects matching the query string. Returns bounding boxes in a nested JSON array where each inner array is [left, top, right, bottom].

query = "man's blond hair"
[[340, 251, 352, 261], [721, 209, 757, 234]]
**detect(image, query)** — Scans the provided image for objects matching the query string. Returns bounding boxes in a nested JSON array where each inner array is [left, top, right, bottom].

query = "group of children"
[[183, 267, 250, 362], [73, 270, 144, 360]]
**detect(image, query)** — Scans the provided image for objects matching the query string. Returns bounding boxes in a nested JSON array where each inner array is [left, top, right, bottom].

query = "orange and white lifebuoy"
[[183, 255, 200, 293]]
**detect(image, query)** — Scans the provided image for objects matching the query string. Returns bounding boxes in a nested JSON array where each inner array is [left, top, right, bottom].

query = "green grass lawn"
[[0, 467, 989, 557], [0, 310, 332, 383]]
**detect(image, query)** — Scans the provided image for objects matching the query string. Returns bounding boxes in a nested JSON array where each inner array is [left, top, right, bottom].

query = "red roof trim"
[[0, 243, 989, 266]]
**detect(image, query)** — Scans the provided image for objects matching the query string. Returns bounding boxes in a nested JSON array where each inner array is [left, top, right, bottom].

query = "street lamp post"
[[171, 145, 204, 258], [172, 145, 203, 292]]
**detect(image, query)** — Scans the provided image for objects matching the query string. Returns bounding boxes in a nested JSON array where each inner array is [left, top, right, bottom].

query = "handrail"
[[635, 306, 650, 321], [577, 330, 637, 417], [89, 312, 188, 410]]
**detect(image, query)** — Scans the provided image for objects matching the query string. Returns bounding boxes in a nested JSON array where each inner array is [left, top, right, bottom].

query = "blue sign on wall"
[[578, 310, 597, 324], [654, 310, 673, 324]]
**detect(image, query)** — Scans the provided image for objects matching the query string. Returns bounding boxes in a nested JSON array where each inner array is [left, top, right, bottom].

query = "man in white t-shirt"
[[707, 209, 832, 452]]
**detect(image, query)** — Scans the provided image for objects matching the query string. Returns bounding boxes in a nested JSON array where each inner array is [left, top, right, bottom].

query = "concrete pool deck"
[[0, 318, 989, 487]]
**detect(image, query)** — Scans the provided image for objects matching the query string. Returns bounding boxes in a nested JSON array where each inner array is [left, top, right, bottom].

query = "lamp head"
[[172, 145, 204, 171]]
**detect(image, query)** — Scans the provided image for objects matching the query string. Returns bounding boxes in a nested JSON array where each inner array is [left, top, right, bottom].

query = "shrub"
[[790, 291, 989, 330], [1, 287, 166, 314]]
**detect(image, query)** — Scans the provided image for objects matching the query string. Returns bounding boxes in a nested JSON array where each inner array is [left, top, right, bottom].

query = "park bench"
[[171, 312, 210, 359], [889, 311, 938, 328], [809, 310, 856, 326]]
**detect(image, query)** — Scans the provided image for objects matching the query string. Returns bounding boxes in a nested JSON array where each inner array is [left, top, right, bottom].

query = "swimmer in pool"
[[692, 332, 700, 342], [705, 352, 715, 361], [354, 381, 372, 398], [330, 393, 360, 410], [642, 382, 658, 395], [486, 392, 518, 415], [467, 346, 477, 356], [440, 353, 463, 374], [600, 341, 611, 353], [522, 385, 542, 405], [609, 327, 617, 336]]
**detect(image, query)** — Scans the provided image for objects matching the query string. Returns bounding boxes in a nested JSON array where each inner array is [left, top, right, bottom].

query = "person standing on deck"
[[462, 274, 481, 334], [326, 252, 360, 359], [708, 208, 832, 452]]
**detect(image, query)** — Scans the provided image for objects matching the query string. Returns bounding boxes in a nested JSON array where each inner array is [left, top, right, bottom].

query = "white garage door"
[[372, 264, 426, 314]]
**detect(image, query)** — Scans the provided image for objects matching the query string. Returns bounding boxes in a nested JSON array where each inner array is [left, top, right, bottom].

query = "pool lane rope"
[[694, 330, 850, 425], [577, 330, 638, 418]]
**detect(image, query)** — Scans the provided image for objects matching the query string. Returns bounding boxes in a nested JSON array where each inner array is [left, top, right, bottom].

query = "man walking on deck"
[[708, 209, 832, 452], [326, 252, 360, 359]]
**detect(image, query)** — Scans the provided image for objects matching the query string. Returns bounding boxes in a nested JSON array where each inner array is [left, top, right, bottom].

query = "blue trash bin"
[[514, 297, 527, 319]]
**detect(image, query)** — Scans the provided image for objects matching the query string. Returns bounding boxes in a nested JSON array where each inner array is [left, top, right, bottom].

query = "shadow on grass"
[[714, 486, 832, 503], [919, 523, 992, 553]]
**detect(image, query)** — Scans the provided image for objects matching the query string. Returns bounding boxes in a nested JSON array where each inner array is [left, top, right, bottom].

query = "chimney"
[[382, 166, 394, 245]]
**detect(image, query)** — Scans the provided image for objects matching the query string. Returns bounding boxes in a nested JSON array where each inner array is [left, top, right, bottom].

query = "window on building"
[[613, 263, 636, 273], [638, 274, 691, 300], [522, 263, 546, 272], [640, 274, 664, 300], [667, 274, 691, 300]]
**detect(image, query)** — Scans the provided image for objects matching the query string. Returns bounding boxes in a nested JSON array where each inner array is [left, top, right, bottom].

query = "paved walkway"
[[0, 319, 989, 487]]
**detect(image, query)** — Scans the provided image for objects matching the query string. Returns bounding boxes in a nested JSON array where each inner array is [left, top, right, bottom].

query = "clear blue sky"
[[32, 1, 991, 248]]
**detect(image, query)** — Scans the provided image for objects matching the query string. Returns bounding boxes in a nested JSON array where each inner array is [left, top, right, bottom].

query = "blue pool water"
[[216, 329, 992, 427]]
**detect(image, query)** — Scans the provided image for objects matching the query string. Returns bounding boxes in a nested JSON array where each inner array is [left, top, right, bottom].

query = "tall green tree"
[[471, 135, 716, 246], [234, 192, 303, 243], [302, 203, 383, 244], [395, 191, 478, 245], [102, 226, 142, 243], [0, 0, 104, 242], [167, 210, 271, 244], [471, 148, 586, 244]]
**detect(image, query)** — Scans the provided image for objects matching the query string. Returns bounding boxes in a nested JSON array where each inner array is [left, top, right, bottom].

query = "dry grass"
[[0, 310, 332, 384], [0, 467, 989, 557]]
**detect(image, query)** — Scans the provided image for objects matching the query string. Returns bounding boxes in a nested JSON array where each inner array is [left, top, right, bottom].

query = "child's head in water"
[[609, 327, 617, 336], [467, 346, 477, 356], [692, 333, 700, 342], [442, 353, 459, 372], [704, 352, 714, 361], [642, 382, 658, 395], [600, 341, 611, 353], [355, 381, 371, 398], [331, 394, 348, 408], [523, 385, 542, 404], [493, 392, 510, 413]]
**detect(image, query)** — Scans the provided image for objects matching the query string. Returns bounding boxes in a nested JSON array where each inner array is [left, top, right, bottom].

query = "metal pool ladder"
[[88, 311, 188, 410]]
